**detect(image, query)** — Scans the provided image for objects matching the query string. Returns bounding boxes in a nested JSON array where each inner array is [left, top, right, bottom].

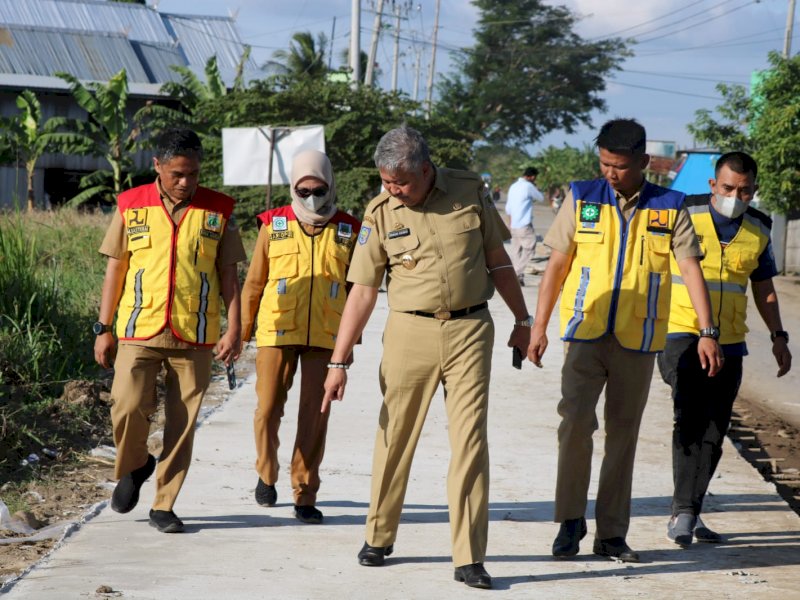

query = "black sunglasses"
[[295, 186, 329, 198]]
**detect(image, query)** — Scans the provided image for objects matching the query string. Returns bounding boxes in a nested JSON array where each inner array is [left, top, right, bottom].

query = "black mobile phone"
[[512, 346, 523, 370], [226, 361, 236, 390]]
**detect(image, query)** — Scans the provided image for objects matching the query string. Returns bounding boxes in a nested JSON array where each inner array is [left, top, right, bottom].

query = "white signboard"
[[222, 125, 325, 186]]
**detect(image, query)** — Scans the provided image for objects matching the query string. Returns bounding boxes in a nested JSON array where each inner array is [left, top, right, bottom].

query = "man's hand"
[[697, 337, 723, 377], [214, 328, 241, 365], [527, 326, 547, 368], [773, 338, 792, 377], [322, 368, 348, 413], [508, 325, 531, 366], [94, 333, 116, 369]]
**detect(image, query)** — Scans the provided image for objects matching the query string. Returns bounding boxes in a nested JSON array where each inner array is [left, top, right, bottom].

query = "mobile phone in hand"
[[512, 346, 523, 370], [226, 361, 236, 390]]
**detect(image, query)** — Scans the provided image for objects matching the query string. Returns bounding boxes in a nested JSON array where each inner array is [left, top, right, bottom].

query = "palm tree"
[[0, 91, 86, 211], [268, 31, 328, 79], [56, 69, 142, 206]]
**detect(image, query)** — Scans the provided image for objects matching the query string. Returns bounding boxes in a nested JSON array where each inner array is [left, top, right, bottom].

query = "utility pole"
[[391, 1, 401, 92], [424, 0, 441, 118], [412, 45, 422, 101], [365, 0, 385, 87], [349, 0, 361, 86], [328, 16, 336, 70], [772, 0, 796, 273]]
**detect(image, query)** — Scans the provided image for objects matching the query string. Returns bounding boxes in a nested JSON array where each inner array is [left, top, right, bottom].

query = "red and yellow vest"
[[116, 183, 235, 346], [256, 206, 361, 349], [560, 179, 685, 352], [668, 195, 771, 344]]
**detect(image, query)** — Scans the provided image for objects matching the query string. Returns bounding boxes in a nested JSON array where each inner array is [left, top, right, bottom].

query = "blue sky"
[[156, 0, 796, 151]]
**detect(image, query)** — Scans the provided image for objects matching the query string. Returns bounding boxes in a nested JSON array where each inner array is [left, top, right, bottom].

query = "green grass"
[[0, 209, 109, 482]]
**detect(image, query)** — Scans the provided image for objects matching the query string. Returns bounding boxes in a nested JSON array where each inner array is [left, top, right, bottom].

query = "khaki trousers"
[[554, 334, 654, 540], [365, 310, 494, 568], [509, 225, 536, 277], [110, 344, 212, 511], [254, 345, 332, 506]]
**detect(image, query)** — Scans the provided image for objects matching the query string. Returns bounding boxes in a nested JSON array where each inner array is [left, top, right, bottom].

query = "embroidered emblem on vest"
[[273, 216, 288, 232], [579, 203, 600, 223], [205, 212, 222, 232], [337, 222, 353, 239]]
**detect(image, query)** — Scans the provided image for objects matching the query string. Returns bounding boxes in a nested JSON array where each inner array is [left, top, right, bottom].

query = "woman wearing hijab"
[[241, 149, 361, 524]]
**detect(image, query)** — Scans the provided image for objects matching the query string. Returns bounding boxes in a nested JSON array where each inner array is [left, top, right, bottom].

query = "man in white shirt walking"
[[505, 167, 544, 286]]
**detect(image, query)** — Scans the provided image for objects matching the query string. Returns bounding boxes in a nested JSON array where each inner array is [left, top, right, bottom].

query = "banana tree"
[[0, 91, 88, 211], [56, 69, 141, 207]]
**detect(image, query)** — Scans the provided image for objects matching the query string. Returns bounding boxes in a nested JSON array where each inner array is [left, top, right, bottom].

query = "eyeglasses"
[[295, 186, 328, 198]]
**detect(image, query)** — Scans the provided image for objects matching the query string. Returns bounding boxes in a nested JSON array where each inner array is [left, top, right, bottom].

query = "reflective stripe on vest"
[[559, 179, 685, 352], [667, 197, 770, 344]]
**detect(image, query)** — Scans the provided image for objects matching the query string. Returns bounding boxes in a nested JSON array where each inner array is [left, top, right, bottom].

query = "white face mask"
[[300, 193, 331, 212], [714, 193, 748, 219]]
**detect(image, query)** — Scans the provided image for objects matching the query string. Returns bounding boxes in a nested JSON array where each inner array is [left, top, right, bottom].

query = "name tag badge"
[[337, 222, 353, 239], [388, 227, 411, 240], [270, 231, 294, 241], [272, 216, 288, 232]]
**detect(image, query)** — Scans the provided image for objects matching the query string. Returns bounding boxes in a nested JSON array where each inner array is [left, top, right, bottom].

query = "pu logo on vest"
[[647, 209, 671, 235], [126, 209, 150, 238]]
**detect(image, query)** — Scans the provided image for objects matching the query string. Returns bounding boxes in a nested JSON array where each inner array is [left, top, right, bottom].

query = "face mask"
[[714, 193, 748, 219], [300, 193, 331, 212]]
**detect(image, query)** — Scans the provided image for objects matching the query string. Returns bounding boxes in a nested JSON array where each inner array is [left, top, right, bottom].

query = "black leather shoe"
[[454, 562, 492, 590], [255, 478, 277, 507], [294, 505, 323, 524], [593, 537, 640, 563], [148, 509, 184, 533], [552, 516, 587, 558], [358, 541, 394, 566], [111, 454, 156, 514]]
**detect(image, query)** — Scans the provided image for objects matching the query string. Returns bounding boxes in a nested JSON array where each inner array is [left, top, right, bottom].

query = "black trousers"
[[657, 338, 743, 516]]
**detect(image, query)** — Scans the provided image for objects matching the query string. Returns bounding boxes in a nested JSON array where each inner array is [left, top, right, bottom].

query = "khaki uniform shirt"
[[347, 167, 510, 313], [99, 178, 246, 349], [544, 184, 701, 262]]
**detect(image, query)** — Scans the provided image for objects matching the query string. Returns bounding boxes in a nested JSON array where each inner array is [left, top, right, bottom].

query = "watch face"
[[93, 322, 106, 335]]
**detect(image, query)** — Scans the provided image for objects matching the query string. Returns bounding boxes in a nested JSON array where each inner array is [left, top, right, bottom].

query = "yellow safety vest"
[[256, 206, 361, 349], [560, 179, 685, 352], [668, 195, 771, 344], [116, 184, 234, 346]]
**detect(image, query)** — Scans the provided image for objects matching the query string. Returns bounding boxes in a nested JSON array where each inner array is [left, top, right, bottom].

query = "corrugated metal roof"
[[0, 0, 256, 87], [0, 25, 150, 82], [0, 0, 172, 44]]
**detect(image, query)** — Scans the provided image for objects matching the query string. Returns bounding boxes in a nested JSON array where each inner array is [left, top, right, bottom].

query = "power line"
[[589, 0, 715, 39], [622, 68, 749, 84], [634, 0, 760, 44], [611, 80, 723, 100]]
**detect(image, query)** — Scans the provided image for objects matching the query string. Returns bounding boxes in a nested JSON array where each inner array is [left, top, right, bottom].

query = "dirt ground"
[[1, 346, 798, 589], [0, 346, 256, 588]]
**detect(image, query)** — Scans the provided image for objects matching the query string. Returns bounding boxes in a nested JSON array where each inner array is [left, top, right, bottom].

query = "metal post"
[[424, 0, 441, 118], [328, 16, 336, 70], [365, 0, 385, 86], [350, 0, 361, 86], [391, 2, 401, 92], [266, 128, 276, 211]]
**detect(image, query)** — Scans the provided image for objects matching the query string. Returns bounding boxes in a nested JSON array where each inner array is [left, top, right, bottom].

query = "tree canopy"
[[437, 0, 629, 146], [686, 83, 752, 153]]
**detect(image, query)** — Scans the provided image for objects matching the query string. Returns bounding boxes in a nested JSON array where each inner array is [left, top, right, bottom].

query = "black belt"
[[405, 302, 488, 321]]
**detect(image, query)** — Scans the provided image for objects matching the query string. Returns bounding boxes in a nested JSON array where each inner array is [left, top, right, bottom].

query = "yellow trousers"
[[365, 309, 494, 568], [110, 344, 212, 511]]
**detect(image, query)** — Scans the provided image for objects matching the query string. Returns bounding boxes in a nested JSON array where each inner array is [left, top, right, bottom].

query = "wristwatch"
[[770, 330, 789, 343], [699, 326, 720, 340], [92, 321, 112, 335], [515, 315, 534, 327]]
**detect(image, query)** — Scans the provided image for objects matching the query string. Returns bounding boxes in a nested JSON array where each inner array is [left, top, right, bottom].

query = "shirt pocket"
[[643, 234, 671, 273], [127, 234, 151, 253], [323, 242, 352, 282], [384, 232, 420, 258], [262, 292, 298, 332], [194, 236, 219, 273], [268, 237, 300, 280], [448, 211, 481, 234]]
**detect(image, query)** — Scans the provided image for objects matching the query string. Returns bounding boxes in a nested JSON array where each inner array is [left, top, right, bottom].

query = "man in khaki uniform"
[[322, 126, 531, 590], [94, 128, 245, 533], [528, 119, 722, 562]]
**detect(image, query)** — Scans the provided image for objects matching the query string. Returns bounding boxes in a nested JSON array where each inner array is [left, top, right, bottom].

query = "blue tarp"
[[670, 152, 720, 195]]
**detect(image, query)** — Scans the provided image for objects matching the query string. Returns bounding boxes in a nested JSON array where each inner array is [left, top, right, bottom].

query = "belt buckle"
[[434, 310, 451, 320]]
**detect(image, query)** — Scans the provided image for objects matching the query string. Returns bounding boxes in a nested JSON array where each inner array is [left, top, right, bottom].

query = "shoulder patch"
[[358, 226, 372, 245]]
